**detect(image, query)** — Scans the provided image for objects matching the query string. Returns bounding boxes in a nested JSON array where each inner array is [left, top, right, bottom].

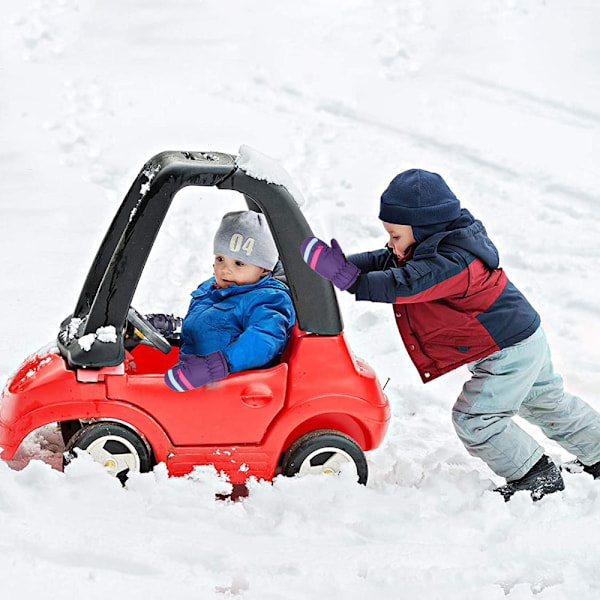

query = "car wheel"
[[59, 419, 82, 447], [64, 422, 152, 484], [282, 429, 368, 485]]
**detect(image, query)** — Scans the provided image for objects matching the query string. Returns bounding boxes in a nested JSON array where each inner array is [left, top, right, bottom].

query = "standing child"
[[302, 168, 600, 501], [152, 210, 296, 392]]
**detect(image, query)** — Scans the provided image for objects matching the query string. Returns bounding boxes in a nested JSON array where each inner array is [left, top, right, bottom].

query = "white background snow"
[[1, 1, 600, 598]]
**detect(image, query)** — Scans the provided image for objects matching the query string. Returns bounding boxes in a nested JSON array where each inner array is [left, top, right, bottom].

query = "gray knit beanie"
[[213, 211, 279, 270]]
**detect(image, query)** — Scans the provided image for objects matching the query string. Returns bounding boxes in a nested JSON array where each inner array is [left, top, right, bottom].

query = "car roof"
[[58, 151, 343, 369]]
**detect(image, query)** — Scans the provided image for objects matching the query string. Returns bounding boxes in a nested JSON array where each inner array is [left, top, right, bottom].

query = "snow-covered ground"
[[1, 1, 600, 597]]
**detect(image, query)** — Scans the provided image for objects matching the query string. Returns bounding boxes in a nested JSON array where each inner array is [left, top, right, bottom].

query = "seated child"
[[152, 210, 296, 392]]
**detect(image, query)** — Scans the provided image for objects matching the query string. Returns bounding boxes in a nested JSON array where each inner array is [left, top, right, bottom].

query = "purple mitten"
[[165, 351, 229, 392], [301, 237, 360, 291]]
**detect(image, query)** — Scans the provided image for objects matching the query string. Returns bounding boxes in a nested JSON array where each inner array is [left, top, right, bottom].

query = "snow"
[[60, 316, 82, 343], [1, 1, 600, 598], [77, 333, 96, 352], [237, 145, 306, 206], [77, 327, 117, 351], [96, 326, 117, 344]]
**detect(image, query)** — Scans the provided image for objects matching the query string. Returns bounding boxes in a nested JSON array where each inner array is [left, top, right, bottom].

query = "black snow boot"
[[495, 455, 565, 502], [562, 458, 600, 479]]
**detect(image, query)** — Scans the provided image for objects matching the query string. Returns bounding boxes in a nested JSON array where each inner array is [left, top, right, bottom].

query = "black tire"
[[59, 419, 82, 447], [282, 429, 368, 485], [64, 422, 152, 484]]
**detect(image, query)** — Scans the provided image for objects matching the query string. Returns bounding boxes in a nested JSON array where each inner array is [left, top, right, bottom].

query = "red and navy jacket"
[[348, 209, 540, 382]]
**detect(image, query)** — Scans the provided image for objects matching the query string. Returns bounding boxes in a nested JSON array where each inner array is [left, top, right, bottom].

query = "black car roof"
[[58, 151, 343, 369]]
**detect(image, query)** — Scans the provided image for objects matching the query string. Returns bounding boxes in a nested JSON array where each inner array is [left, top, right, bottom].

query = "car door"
[[106, 357, 288, 446]]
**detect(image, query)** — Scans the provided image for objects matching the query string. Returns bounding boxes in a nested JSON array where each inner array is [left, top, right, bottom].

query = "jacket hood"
[[413, 208, 499, 269]]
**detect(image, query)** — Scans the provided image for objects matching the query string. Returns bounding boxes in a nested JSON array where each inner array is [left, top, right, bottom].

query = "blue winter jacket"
[[180, 274, 296, 373], [348, 209, 540, 382]]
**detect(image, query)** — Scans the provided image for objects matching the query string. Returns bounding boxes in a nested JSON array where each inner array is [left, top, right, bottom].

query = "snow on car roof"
[[236, 145, 305, 207]]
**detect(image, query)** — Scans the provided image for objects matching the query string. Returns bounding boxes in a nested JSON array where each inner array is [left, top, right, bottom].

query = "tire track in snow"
[[461, 75, 600, 129], [212, 79, 521, 180], [213, 76, 597, 213], [314, 99, 520, 178]]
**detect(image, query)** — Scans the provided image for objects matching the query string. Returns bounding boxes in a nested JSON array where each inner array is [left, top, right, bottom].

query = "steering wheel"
[[127, 307, 172, 354]]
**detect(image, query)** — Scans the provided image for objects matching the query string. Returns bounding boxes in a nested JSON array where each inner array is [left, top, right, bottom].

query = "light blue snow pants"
[[452, 326, 600, 481]]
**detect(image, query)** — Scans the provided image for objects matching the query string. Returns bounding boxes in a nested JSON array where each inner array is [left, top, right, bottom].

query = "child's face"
[[213, 254, 270, 288], [382, 221, 416, 259]]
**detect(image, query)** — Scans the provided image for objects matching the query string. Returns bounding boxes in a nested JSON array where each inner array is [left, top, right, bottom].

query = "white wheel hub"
[[297, 447, 358, 478], [85, 435, 141, 476]]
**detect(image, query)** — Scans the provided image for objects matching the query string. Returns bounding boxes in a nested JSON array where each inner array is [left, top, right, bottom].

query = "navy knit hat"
[[379, 169, 461, 235]]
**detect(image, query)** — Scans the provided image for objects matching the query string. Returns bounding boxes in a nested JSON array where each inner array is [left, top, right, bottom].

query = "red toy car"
[[0, 151, 390, 485]]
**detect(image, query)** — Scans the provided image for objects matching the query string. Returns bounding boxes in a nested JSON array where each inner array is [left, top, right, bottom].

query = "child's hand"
[[301, 237, 360, 291], [145, 313, 182, 337], [165, 351, 229, 392]]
